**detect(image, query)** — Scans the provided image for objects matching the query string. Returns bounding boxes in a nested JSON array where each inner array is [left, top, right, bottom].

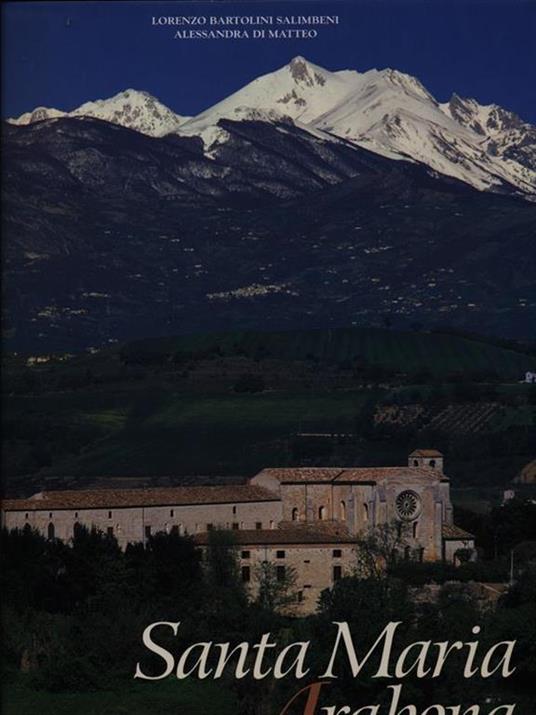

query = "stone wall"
[[237, 542, 357, 615], [2, 499, 283, 549]]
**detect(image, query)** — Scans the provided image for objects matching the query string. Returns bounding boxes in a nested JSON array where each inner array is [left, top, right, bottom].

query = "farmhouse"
[[1, 450, 474, 613]]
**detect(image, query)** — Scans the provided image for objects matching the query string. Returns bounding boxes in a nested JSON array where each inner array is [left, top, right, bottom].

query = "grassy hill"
[[122, 327, 534, 379], [3, 327, 535, 496]]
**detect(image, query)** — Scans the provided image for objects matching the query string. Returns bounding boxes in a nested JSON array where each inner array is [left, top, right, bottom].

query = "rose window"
[[395, 490, 421, 520]]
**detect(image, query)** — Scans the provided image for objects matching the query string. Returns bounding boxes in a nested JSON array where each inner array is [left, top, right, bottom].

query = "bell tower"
[[409, 449, 444, 473]]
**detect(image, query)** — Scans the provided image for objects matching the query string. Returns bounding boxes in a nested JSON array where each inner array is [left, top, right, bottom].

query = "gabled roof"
[[409, 449, 443, 458], [194, 520, 356, 545], [254, 468, 343, 483], [1, 485, 278, 512], [442, 523, 474, 540], [254, 466, 442, 485], [335, 467, 439, 483]]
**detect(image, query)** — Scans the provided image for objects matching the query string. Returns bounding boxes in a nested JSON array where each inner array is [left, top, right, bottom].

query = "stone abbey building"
[[1, 450, 474, 613]]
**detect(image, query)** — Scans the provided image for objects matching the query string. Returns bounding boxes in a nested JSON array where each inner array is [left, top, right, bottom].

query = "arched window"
[[73, 521, 83, 538], [340, 501, 346, 521], [412, 521, 418, 538], [413, 459, 419, 467], [318, 506, 326, 521], [23, 523, 32, 534], [429, 459, 436, 469], [47, 522, 55, 540], [292, 507, 299, 522], [363, 503, 369, 521]]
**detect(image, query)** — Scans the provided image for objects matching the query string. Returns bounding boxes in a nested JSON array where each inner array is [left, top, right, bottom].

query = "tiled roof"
[[254, 468, 343, 483], [1, 485, 278, 512], [442, 523, 474, 540], [254, 466, 441, 484], [409, 449, 443, 457], [194, 520, 356, 545], [335, 467, 439, 483]]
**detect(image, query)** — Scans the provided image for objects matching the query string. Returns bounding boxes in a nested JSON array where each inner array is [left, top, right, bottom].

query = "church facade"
[[1, 450, 474, 613]]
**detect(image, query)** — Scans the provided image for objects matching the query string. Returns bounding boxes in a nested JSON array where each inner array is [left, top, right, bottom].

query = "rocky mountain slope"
[[179, 57, 536, 196], [9, 56, 535, 197], [9, 89, 189, 137], [3, 115, 535, 351]]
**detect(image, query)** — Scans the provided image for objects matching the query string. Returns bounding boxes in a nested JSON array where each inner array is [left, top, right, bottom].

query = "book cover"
[[1, 1, 535, 714]]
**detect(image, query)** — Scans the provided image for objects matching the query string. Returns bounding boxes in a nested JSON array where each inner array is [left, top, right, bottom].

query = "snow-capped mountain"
[[442, 93, 536, 173], [179, 56, 536, 196], [8, 90, 189, 138], [8, 57, 535, 196]]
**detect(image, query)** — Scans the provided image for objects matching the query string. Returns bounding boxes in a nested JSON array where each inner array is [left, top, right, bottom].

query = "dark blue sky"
[[2, 1, 535, 123]]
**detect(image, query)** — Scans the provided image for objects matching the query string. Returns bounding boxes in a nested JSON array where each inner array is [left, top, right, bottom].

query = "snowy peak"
[[10, 106, 66, 125], [7, 57, 536, 197], [186, 53, 535, 195], [287, 55, 328, 86], [71, 89, 189, 137], [377, 68, 437, 104], [179, 56, 362, 135], [8, 90, 189, 138], [444, 93, 524, 136]]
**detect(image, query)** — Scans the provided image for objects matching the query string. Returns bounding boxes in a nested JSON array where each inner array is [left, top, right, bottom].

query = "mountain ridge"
[[3, 114, 535, 350], [8, 56, 535, 197]]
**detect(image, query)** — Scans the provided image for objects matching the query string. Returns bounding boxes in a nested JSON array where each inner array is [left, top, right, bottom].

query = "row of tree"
[[2, 522, 535, 713]]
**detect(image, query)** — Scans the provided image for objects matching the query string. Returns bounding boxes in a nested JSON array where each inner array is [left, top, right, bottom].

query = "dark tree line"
[[2, 524, 535, 714]]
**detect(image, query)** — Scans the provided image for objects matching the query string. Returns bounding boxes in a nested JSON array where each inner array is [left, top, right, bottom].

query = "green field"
[[2, 678, 237, 715], [4, 388, 378, 478], [123, 327, 534, 378], [3, 326, 534, 491]]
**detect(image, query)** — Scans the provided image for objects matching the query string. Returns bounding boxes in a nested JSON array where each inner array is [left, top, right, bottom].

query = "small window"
[[276, 550, 286, 559], [340, 501, 346, 521], [47, 522, 55, 540], [333, 565, 342, 581], [108, 511, 112, 519], [232, 506, 237, 515], [332, 549, 342, 558], [363, 503, 369, 521], [429, 459, 436, 469], [49, 512, 53, 519], [276, 565, 286, 582], [292, 507, 299, 522], [413, 459, 419, 467], [170, 509, 174, 517], [241, 566, 251, 583], [270, 520, 275, 529], [318, 506, 326, 521], [255, 522, 262, 530], [25, 512, 29, 520], [74, 512, 78, 519], [304, 584, 312, 589], [206, 523, 213, 531], [232, 522, 239, 530], [303, 559, 310, 564], [241, 550, 250, 559], [412, 521, 418, 538], [107, 526, 114, 537], [73, 521, 82, 537], [145, 525, 152, 538], [298, 591, 304, 602]]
